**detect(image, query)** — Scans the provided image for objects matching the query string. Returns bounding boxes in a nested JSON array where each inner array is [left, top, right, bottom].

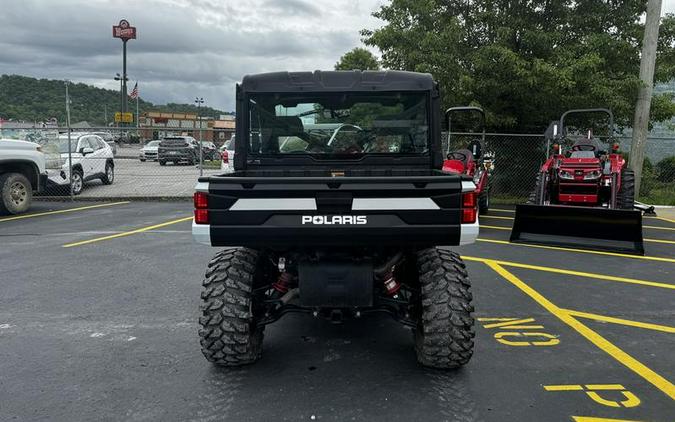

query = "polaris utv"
[[192, 70, 479, 368]]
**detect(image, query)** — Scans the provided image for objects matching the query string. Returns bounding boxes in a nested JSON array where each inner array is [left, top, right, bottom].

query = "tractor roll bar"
[[559, 108, 615, 140]]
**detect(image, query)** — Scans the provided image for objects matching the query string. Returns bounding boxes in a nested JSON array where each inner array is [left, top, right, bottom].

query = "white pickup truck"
[[0, 138, 48, 214]]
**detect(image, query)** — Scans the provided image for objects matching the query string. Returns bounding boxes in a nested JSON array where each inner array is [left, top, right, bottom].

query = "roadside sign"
[[114, 112, 134, 123], [113, 19, 136, 40]]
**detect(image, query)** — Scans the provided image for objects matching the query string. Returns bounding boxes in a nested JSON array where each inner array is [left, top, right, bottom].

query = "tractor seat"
[[450, 149, 475, 166], [570, 137, 604, 158]]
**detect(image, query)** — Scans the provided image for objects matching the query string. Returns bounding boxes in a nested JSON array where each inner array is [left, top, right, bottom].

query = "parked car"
[[139, 140, 161, 162], [219, 136, 234, 173], [0, 138, 47, 214], [200, 141, 219, 160], [91, 131, 117, 156], [157, 136, 199, 166], [43, 133, 115, 195]]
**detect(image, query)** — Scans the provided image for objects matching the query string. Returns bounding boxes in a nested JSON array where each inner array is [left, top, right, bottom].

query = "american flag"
[[129, 82, 139, 99]]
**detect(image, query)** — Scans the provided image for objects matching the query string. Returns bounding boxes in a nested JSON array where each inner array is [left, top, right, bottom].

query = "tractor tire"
[[0, 172, 32, 215], [414, 247, 475, 369], [478, 190, 489, 215], [199, 247, 265, 366], [617, 169, 635, 210], [527, 173, 545, 205]]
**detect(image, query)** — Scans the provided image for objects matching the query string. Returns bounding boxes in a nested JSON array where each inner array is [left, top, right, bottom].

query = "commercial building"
[[139, 112, 235, 146]]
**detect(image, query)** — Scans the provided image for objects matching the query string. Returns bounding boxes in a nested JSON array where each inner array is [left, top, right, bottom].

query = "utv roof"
[[240, 70, 435, 93]]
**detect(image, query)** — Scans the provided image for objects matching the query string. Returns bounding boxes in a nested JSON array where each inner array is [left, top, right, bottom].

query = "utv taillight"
[[194, 192, 209, 224], [221, 150, 229, 163], [194, 191, 209, 209], [462, 192, 477, 224], [194, 209, 209, 224]]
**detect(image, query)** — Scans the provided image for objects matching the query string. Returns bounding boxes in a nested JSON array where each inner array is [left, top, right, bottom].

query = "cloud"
[[0, 0, 385, 110]]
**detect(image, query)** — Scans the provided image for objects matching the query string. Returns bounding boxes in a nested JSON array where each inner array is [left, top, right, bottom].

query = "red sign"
[[113, 19, 136, 40]]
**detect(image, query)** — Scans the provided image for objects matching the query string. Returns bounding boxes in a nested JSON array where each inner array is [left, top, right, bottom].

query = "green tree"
[[335, 47, 380, 71], [362, 1, 675, 132]]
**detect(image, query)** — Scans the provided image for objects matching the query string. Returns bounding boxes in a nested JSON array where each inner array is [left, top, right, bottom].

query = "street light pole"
[[195, 97, 204, 176]]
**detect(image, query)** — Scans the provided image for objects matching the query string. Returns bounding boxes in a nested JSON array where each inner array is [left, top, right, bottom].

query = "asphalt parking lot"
[[0, 201, 673, 421]]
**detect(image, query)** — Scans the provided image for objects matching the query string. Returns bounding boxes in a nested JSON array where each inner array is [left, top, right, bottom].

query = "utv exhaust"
[[510, 204, 645, 255]]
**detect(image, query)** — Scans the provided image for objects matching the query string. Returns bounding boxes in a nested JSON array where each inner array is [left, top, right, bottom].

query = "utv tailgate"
[[193, 175, 477, 248]]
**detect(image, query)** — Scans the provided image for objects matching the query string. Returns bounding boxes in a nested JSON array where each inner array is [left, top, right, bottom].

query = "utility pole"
[[195, 97, 204, 176], [630, 0, 662, 196], [65, 81, 73, 200]]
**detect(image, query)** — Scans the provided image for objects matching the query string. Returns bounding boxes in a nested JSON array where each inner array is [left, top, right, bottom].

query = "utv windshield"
[[247, 92, 429, 157]]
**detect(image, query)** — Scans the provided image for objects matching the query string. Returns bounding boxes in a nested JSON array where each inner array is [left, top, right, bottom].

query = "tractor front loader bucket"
[[510, 204, 644, 255]]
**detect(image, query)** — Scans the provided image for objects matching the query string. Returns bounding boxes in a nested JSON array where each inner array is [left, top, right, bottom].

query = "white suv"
[[44, 133, 115, 195]]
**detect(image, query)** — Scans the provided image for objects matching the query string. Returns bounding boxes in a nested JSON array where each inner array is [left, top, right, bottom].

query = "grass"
[[640, 185, 675, 206]]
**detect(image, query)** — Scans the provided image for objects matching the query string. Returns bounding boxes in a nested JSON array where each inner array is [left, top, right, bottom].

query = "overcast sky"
[[1, 0, 674, 111]]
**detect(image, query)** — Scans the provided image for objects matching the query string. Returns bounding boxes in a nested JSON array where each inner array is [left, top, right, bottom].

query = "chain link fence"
[[1, 126, 228, 199], [2, 126, 674, 204], [444, 132, 675, 205]]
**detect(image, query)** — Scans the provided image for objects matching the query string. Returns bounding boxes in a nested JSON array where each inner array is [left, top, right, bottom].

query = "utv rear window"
[[247, 92, 429, 157]]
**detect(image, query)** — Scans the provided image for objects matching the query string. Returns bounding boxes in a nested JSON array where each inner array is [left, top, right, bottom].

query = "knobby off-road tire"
[[527, 172, 545, 204], [0, 172, 32, 215], [414, 248, 475, 369], [617, 169, 635, 210], [199, 247, 264, 366]]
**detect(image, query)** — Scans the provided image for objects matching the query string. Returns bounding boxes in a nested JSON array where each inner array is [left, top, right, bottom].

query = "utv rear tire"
[[159, 160, 166, 166], [199, 247, 264, 366], [617, 169, 635, 210], [414, 248, 475, 369]]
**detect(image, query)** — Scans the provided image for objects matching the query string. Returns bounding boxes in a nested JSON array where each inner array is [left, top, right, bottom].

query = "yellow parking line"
[[0, 201, 130, 222], [489, 208, 516, 213], [480, 215, 514, 220], [461, 256, 675, 290], [485, 260, 675, 400], [644, 225, 675, 231], [645, 238, 675, 245], [563, 309, 675, 334], [476, 238, 675, 263], [62, 216, 192, 248], [646, 216, 675, 224], [480, 224, 511, 231]]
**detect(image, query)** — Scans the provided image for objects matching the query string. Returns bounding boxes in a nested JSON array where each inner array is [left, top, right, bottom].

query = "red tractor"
[[511, 108, 644, 255], [442, 106, 492, 214]]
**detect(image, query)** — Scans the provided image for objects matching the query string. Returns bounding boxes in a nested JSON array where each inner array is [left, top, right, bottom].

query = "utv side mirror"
[[468, 139, 482, 160], [80, 147, 94, 155]]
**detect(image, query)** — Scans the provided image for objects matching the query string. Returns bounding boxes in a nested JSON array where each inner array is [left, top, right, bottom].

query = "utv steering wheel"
[[327, 123, 364, 146], [448, 151, 469, 162]]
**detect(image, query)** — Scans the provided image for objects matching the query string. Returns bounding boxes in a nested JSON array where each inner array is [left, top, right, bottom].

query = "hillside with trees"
[[0, 74, 231, 126]]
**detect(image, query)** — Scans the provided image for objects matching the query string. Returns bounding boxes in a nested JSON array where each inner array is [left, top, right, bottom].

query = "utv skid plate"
[[510, 204, 644, 255]]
